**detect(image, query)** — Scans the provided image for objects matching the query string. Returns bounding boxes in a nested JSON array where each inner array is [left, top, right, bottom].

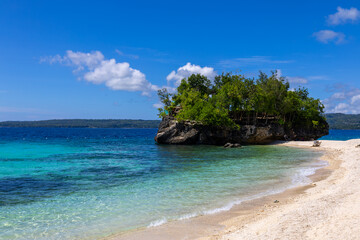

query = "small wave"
[[202, 199, 243, 215], [147, 218, 167, 228], [291, 160, 328, 186], [178, 212, 198, 220]]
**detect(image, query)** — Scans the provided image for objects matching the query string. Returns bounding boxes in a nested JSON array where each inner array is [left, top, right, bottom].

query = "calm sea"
[[0, 128, 331, 239], [320, 129, 360, 141]]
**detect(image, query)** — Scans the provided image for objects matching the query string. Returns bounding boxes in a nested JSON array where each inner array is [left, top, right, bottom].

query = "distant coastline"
[[0, 113, 359, 129], [0, 119, 160, 128]]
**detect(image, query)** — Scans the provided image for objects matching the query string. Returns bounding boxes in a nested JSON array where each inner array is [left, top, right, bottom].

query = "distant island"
[[0, 110, 358, 132], [0, 119, 160, 128], [155, 72, 329, 145]]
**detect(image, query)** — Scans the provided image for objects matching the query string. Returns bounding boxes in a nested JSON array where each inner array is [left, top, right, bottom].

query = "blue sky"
[[1, 0, 360, 121]]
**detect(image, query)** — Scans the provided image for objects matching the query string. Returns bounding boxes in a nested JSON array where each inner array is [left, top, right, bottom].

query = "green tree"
[[157, 71, 326, 130], [157, 88, 172, 118]]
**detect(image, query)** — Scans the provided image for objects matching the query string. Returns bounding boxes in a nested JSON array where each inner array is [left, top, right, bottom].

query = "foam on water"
[[291, 160, 328, 186], [147, 159, 328, 229], [147, 218, 167, 228], [177, 212, 198, 220]]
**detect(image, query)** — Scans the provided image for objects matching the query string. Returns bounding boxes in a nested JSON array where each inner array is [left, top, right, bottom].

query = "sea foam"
[[147, 218, 167, 228]]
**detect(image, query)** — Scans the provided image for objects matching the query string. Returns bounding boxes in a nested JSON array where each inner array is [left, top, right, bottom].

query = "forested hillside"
[[325, 114, 360, 129]]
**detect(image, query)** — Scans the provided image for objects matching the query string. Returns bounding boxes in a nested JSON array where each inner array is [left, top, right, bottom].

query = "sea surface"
[[0, 128, 330, 240], [320, 129, 360, 141]]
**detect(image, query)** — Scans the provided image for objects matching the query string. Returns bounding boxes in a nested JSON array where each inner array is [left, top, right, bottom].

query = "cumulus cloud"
[[327, 7, 360, 25], [351, 94, 360, 104], [84, 60, 158, 94], [333, 103, 350, 113], [323, 87, 360, 113], [166, 62, 217, 86], [42, 50, 158, 95], [66, 51, 104, 70], [313, 30, 345, 44]]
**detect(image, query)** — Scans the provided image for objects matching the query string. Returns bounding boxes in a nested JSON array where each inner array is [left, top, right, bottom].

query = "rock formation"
[[155, 116, 329, 145]]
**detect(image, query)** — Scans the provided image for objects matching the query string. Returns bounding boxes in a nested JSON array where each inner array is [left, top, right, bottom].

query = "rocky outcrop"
[[154, 116, 329, 145]]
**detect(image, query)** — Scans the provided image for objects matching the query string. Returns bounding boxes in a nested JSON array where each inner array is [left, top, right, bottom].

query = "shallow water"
[[0, 128, 324, 239]]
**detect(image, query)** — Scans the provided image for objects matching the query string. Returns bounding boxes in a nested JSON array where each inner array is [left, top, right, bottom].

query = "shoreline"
[[104, 140, 350, 240], [216, 139, 359, 240]]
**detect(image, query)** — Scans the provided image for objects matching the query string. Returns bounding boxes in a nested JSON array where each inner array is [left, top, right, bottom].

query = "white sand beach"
[[215, 139, 360, 240]]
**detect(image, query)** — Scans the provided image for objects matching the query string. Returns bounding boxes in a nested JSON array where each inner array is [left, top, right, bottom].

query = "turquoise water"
[[0, 128, 325, 239]]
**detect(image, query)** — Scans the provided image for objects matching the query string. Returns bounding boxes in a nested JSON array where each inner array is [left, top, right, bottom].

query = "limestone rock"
[[154, 116, 329, 145]]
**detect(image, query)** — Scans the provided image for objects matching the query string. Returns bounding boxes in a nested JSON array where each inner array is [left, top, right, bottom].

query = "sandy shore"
[[106, 139, 360, 240], [217, 139, 360, 240]]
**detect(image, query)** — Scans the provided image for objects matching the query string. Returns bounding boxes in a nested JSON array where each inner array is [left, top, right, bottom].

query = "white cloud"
[[42, 50, 158, 95], [66, 50, 104, 70], [161, 86, 177, 93], [40, 54, 64, 64], [287, 76, 308, 84], [323, 87, 360, 113], [41, 51, 104, 70], [313, 30, 345, 44], [276, 69, 308, 85], [351, 94, 360, 104], [276, 69, 282, 79], [332, 92, 346, 99], [84, 59, 157, 95], [153, 103, 163, 109], [333, 103, 350, 113], [166, 62, 217, 86], [328, 7, 360, 25]]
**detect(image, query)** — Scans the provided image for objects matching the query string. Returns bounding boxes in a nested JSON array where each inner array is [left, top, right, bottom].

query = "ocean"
[[320, 129, 360, 141], [0, 127, 333, 239]]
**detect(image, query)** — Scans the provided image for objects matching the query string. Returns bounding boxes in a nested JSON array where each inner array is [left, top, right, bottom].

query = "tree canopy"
[[157, 71, 326, 130]]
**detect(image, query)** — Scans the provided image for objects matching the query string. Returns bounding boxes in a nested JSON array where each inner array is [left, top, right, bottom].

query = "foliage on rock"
[[157, 71, 327, 131]]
